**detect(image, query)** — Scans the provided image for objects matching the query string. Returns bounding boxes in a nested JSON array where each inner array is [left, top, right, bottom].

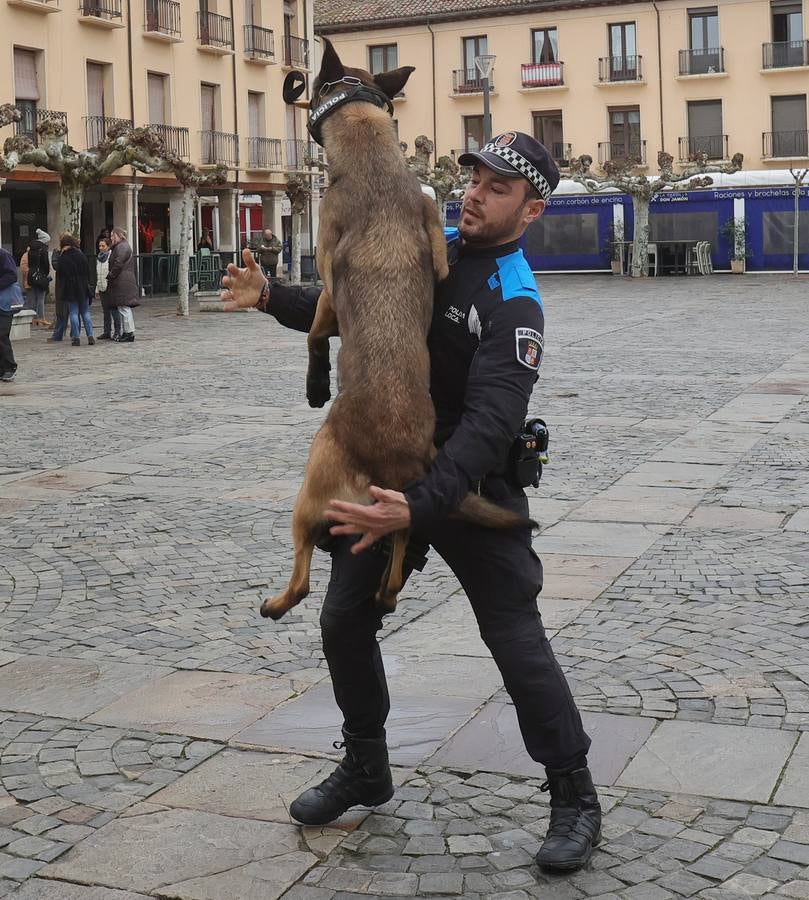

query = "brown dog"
[[261, 40, 528, 621]]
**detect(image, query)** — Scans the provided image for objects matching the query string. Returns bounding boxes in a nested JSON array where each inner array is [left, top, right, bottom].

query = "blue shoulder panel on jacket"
[[495, 249, 543, 311], [444, 227, 461, 246]]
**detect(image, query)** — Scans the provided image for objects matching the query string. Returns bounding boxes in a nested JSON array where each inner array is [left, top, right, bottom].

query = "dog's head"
[[312, 37, 415, 107]]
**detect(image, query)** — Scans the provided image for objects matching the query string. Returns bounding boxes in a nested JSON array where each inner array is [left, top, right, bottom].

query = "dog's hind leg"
[[423, 195, 450, 282], [375, 529, 409, 613], [306, 287, 339, 408]]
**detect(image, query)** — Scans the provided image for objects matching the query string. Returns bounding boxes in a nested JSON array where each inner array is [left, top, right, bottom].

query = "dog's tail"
[[453, 493, 536, 530]]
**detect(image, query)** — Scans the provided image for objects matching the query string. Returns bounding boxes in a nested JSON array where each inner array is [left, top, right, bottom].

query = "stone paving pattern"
[[0, 274, 808, 898]]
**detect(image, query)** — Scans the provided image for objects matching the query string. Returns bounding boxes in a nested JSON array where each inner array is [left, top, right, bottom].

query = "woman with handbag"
[[54, 233, 94, 347], [26, 228, 53, 327], [107, 227, 139, 342], [0, 246, 24, 382]]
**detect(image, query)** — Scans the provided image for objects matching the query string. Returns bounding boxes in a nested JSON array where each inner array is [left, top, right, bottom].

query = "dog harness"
[[307, 78, 394, 147]]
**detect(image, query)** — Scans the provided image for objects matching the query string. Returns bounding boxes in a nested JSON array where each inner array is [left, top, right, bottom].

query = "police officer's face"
[[460, 165, 545, 246]]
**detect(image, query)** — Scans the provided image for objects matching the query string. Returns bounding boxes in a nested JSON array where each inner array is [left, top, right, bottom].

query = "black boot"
[[289, 729, 394, 826], [535, 766, 601, 871]]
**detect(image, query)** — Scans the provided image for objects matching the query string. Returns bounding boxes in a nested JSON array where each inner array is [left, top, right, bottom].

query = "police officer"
[[221, 132, 601, 871]]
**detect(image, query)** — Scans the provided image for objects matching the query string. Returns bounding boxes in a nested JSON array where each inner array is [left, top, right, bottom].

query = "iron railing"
[[679, 134, 728, 161], [282, 138, 317, 170], [679, 47, 725, 75], [85, 116, 132, 148], [680, 134, 728, 162], [762, 40, 809, 69], [762, 130, 809, 158], [79, 0, 122, 18], [598, 55, 643, 82], [200, 130, 239, 166], [521, 62, 564, 87], [14, 107, 68, 145], [145, 0, 180, 36], [551, 142, 573, 167], [146, 123, 189, 158], [452, 68, 496, 94], [245, 23, 274, 58], [197, 10, 233, 49], [283, 33, 309, 67], [598, 139, 647, 166], [247, 137, 282, 169]]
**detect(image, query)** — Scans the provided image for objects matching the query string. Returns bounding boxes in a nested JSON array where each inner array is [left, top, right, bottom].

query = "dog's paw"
[[375, 591, 398, 613], [306, 374, 331, 408]]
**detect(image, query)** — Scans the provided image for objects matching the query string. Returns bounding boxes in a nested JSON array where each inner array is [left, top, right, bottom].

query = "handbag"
[[0, 282, 25, 314], [29, 269, 51, 289]]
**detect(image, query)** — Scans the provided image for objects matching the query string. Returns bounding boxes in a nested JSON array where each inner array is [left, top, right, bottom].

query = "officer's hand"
[[221, 247, 267, 311], [326, 487, 411, 554]]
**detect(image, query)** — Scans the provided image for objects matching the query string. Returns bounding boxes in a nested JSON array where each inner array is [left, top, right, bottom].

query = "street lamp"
[[474, 54, 496, 143]]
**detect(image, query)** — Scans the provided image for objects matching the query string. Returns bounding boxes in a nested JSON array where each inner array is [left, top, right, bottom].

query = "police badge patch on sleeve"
[[515, 327, 543, 370]]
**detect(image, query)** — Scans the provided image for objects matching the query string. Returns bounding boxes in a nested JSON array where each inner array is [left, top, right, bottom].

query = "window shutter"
[[148, 74, 165, 124], [248, 93, 262, 138], [201, 84, 215, 131], [14, 49, 39, 102], [87, 63, 105, 117]]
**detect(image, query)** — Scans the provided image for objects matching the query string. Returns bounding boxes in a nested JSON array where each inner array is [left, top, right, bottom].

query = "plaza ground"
[[1, 273, 809, 899]]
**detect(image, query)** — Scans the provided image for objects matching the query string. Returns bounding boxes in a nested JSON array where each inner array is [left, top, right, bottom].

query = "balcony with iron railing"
[[197, 10, 233, 51], [598, 139, 647, 166], [452, 69, 496, 94], [283, 34, 309, 68], [247, 137, 282, 169], [762, 129, 809, 158], [521, 62, 565, 88], [85, 115, 132, 148], [282, 138, 318, 170], [678, 134, 728, 161], [762, 40, 809, 69], [200, 130, 239, 166], [13, 107, 68, 145], [598, 55, 643, 82], [7, 0, 60, 13], [146, 123, 189, 158], [144, 0, 180, 39], [678, 47, 725, 75], [78, 0, 122, 24], [245, 24, 274, 61]]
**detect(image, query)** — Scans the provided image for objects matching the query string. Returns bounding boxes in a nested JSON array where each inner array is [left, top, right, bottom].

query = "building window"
[[147, 72, 168, 125], [686, 99, 724, 158], [369, 44, 398, 74], [201, 82, 218, 131], [532, 28, 558, 63], [247, 91, 264, 138], [689, 7, 719, 50], [463, 35, 488, 76], [533, 111, 567, 165], [13, 49, 40, 142], [609, 105, 642, 160], [771, 0, 803, 44], [462, 115, 485, 152], [771, 94, 808, 156], [607, 23, 638, 79]]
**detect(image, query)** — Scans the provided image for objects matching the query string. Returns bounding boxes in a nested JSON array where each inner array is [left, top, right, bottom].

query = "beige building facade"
[[317, 0, 809, 272], [0, 0, 320, 281]]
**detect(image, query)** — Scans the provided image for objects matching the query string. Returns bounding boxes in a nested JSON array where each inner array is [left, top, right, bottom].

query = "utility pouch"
[[508, 418, 550, 489]]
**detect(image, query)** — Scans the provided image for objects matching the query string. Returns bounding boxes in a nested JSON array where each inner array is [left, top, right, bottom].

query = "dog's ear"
[[373, 66, 416, 100], [318, 37, 345, 84]]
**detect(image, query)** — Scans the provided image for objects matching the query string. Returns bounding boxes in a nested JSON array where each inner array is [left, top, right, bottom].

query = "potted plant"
[[719, 216, 750, 274], [609, 221, 625, 274]]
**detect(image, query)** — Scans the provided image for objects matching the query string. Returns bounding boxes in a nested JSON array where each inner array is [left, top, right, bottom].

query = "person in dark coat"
[[107, 227, 139, 342], [54, 233, 94, 347], [0, 246, 19, 381], [26, 228, 52, 326]]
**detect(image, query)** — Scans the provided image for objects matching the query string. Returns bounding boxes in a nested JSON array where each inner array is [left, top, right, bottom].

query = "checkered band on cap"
[[481, 142, 553, 200]]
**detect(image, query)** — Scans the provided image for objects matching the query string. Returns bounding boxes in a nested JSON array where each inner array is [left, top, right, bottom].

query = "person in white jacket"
[[95, 237, 118, 340]]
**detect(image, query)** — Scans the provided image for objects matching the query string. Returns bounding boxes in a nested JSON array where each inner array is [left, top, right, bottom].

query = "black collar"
[[459, 238, 522, 259], [307, 79, 394, 147]]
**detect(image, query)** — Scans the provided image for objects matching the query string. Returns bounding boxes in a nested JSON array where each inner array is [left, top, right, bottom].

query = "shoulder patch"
[[444, 227, 461, 246], [515, 327, 543, 370]]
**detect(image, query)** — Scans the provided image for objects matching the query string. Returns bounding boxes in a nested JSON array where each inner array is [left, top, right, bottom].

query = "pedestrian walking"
[[26, 228, 53, 327], [253, 228, 282, 278], [95, 238, 119, 340], [0, 245, 23, 382], [54, 233, 94, 346], [107, 227, 139, 342], [221, 131, 602, 872]]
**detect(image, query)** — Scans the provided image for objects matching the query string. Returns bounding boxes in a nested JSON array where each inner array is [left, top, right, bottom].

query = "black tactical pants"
[[319, 489, 591, 770]]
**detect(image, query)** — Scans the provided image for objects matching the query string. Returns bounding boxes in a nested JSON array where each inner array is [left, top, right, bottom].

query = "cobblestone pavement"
[[1, 274, 809, 898]]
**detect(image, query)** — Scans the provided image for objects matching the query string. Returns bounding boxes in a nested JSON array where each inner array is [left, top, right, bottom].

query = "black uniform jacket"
[[264, 229, 545, 532]]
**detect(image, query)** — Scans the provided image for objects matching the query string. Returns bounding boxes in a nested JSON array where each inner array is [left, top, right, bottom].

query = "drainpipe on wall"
[[125, 0, 139, 265], [652, 1, 665, 155], [229, 0, 240, 254], [427, 19, 437, 152]]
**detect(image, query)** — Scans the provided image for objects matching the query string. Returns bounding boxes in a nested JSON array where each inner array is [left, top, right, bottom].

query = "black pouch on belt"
[[508, 418, 550, 489]]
